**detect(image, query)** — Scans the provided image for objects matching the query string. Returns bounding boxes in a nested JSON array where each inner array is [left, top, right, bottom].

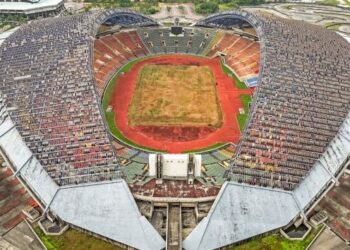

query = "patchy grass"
[[325, 23, 342, 31], [228, 225, 324, 250], [219, 3, 238, 11], [34, 226, 122, 250], [129, 64, 222, 127], [82, 0, 159, 14], [102, 56, 232, 153], [328, 24, 342, 31], [320, 0, 339, 6], [237, 95, 252, 131], [0, 15, 27, 31], [220, 60, 248, 89]]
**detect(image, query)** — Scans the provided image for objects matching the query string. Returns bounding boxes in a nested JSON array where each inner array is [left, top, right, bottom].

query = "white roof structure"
[[0, 106, 165, 250], [0, 0, 63, 14], [50, 181, 165, 250], [163, 153, 188, 161], [183, 182, 300, 250], [19, 157, 59, 206], [338, 32, 350, 44], [0, 107, 58, 206], [184, 111, 350, 249]]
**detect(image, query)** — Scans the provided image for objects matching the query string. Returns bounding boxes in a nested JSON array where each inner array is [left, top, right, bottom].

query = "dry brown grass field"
[[128, 64, 223, 127]]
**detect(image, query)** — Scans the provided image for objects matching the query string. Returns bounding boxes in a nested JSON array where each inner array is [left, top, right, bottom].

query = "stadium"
[[0, 7, 349, 250]]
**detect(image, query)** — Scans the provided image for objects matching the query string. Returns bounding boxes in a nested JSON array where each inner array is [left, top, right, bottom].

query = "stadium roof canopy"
[[183, 182, 300, 250], [50, 181, 165, 250]]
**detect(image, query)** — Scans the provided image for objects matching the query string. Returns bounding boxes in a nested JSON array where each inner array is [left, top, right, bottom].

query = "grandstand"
[[0, 8, 349, 250], [0, 14, 121, 186], [94, 30, 150, 95], [138, 27, 215, 55], [226, 13, 350, 191], [205, 32, 260, 82]]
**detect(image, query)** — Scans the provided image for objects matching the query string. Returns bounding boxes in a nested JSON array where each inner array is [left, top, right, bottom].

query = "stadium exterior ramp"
[[0, 11, 164, 250], [184, 10, 350, 249]]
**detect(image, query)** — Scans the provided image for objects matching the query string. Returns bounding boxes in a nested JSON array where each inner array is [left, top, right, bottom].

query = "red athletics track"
[[109, 54, 253, 153]]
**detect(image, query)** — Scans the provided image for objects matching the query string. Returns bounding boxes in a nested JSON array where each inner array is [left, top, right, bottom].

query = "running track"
[[109, 54, 253, 153]]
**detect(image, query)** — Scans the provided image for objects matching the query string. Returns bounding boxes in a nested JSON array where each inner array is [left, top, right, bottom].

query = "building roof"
[[183, 182, 300, 250], [183, 102, 350, 249], [50, 181, 165, 250], [0, 104, 165, 250], [0, 0, 62, 14]]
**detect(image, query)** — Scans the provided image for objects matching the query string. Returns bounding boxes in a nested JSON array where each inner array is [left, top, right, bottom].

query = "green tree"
[[195, 2, 219, 14], [119, 0, 132, 7]]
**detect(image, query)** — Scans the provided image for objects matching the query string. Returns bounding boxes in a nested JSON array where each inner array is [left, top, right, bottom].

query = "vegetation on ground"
[[34, 212, 323, 250], [219, 2, 240, 11], [83, 0, 160, 14], [102, 56, 255, 152], [325, 23, 341, 31], [102, 56, 229, 153], [129, 64, 222, 127], [237, 94, 252, 131], [162, 0, 189, 2], [0, 15, 27, 32], [229, 225, 324, 250], [82, 0, 265, 15], [135, 0, 159, 15], [195, 2, 220, 14], [194, 0, 265, 14], [320, 0, 339, 6], [34, 226, 122, 250]]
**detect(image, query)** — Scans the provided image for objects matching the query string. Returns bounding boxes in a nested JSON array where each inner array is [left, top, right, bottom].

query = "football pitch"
[[128, 64, 223, 128]]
